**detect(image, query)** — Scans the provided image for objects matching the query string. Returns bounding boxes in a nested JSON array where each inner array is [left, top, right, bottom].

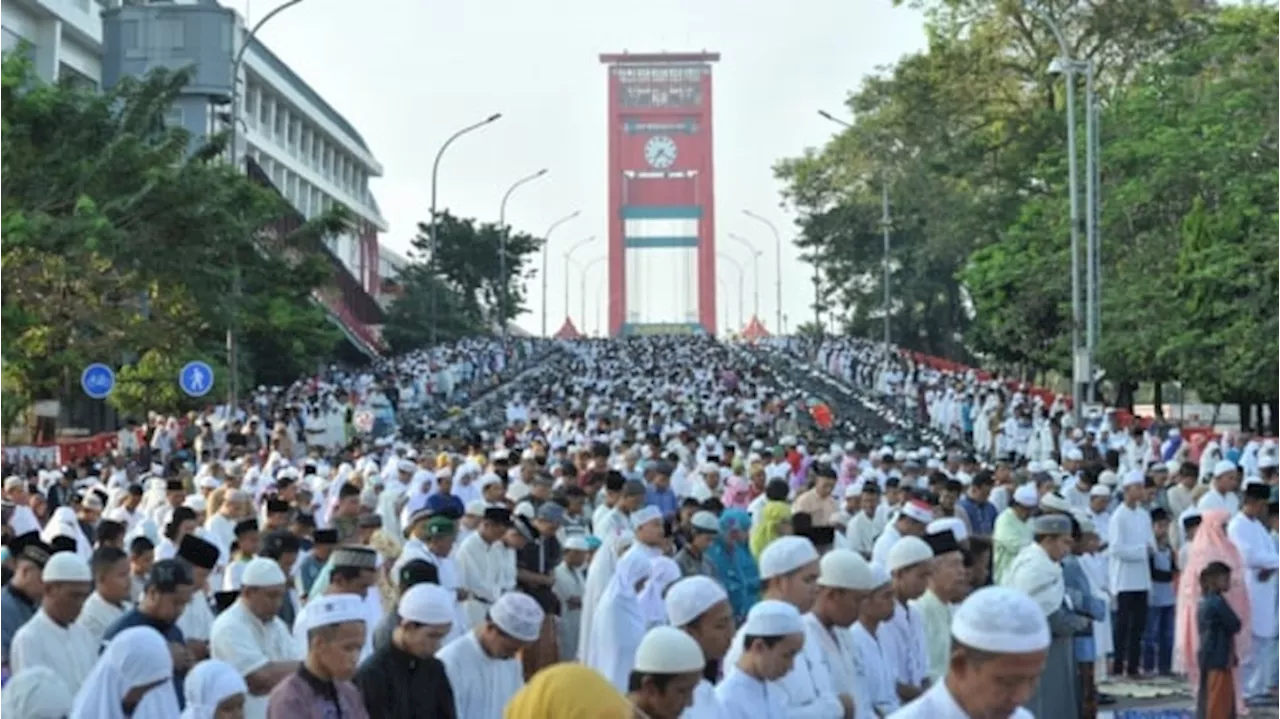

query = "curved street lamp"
[[539, 210, 580, 337], [727, 233, 763, 319], [717, 252, 745, 331], [742, 210, 783, 335], [562, 236, 596, 326], [574, 256, 607, 329], [497, 168, 549, 340]]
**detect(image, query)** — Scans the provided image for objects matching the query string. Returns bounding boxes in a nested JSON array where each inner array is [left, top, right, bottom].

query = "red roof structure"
[[553, 318, 583, 339], [741, 315, 771, 341]]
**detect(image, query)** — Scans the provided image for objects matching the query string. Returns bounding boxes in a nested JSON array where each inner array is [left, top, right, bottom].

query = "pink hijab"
[[1173, 509, 1250, 715]]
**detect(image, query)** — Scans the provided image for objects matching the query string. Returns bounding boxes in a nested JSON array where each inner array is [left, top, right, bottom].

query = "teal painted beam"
[[620, 323, 707, 336], [624, 236, 698, 248], [620, 205, 703, 220]]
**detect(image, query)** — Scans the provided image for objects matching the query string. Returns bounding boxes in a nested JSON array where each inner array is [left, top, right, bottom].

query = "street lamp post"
[[539, 210, 580, 337], [497, 168, 549, 341], [428, 113, 503, 347], [727, 233, 763, 319], [562, 236, 596, 325], [224, 0, 307, 410], [717, 253, 745, 331], [742, 210, 783, 335], [577, 256, 607, 329]]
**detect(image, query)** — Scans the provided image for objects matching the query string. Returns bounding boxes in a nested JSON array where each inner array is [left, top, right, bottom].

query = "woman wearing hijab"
[[706, 509, 760, 624], [502, 663, 631, 719], [1, 667, 74, 718], [181, 660, 248, 718], [1175, 508, 1252, 716], [585, 547, 653, 691], [576, 530, 635, 659], [749, 496, 792, 559], [71, 625, 182, 719], [639, 556, 683, 628], [40, 506, 93, 560]]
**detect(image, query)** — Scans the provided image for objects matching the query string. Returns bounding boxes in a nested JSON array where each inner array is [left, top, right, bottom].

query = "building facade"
[[2, 0, 388, 354]]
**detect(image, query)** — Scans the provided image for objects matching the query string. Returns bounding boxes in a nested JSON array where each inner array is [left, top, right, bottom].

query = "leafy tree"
[[382, 263, 487, 352], [107, 350, 229, 420]]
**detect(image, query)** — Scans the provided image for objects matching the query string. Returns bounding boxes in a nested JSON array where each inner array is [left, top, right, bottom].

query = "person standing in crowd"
[[705, 509, 759, 625], [913, 529, 969, 682], [354, 582, 458, 719], [266, 593, 368, 719], [664, 575, 735, 719], [1109, 470, 1156, 679], [1227, 481, 1279, 704], [1143, 507, 1178, 677], [2, 535, 50, 666], [793, 548, 870, 717], [292, 545, 379, 659], [70, 626, 181, 719], [295, 528, 337, 602], [10, 551, 97, 693], [455, 505, 517, 628], [77, 545, 132, 645], [1195, 561, 1243, 718], [992, 484, 1038, 584], [586, 544, 653, 690], [674, 510, 720, 577], [850, 562, 900, 716], [552, 533, 589, 660], [716, 599, 806, 718], [176, 534, 221, 662], [438, 590, 544, 718], [880, 536, 935, 705], [210, 557, 301, 719], [627, 626, 707, 719]]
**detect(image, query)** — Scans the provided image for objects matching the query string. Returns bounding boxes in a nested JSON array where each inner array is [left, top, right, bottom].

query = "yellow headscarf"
[[503, 664, 632, 719], [749, 501, 793, 559]]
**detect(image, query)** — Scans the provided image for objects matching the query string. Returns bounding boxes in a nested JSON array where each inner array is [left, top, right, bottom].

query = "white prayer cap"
[[42, 552, 91, 583], [1039, 492, 1070, 513], [464, 500, 486, 517], [900, 500, 933, 525], [183, 494, 207, 513], [634, 626, 706, 674], [1026, 461, 1044, 474], [631, 506, 663, 528], [1121, 470, 1145, 488], [1012, 483, 1039, 508], [758, 536, 819, 580], [1, 667, 73, 719], [196, 475, 221, 490], [817, 549, 876, 590], [1213, 459, 1238, 477], [868, 562, 891, 588], [563, 534, 591, 552], [240, 557, 287, 587], [397, 583, 455, 626], [1260, 454, 1279, 470], [951, 586, 1050, 655], [397, 459, 416, 473], [306, 593, 367, 630], [927, 517, 968, 544], [887, 536, 934, 573], [1098, 470, 1118, 487], [690, 511, 720, 533], [490, 591, 545, 642], [665, 576, 729, 627], [1089, 484, 1112, 498], [741, 599, 804, 637]]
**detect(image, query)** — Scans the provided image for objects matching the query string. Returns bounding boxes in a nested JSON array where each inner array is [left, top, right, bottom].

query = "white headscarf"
[[639, 556, 682, 627], [70, 626, 180, 719], [180, 660, 247, 719], [576, 530, 634, 659], [585, 544, 653, 691], [1, 667, 74, 718], [40, 505, 93, 560]]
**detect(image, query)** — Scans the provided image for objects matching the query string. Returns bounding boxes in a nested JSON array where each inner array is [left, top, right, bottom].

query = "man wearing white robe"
[[1197, 460, 1241, 514], [551, 534, 589, 661], [395, 514, 470, 645], [454, 506, 516, 629], [879, 536, 935, 706], [76, 545, 132, 645], [438, 591, 543, 719], [786, 550, 873, 718], [10, 552, 98, 694], [716, 600, 805, 719], [291, 546, 379, 662], [845, 482, 884, 559], [1228, 483, 1280, 701], [210, 557, 302, 719]]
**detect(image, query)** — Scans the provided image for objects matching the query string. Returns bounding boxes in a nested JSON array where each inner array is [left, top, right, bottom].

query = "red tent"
[[741, 315, 771, 341], [553, 318, 582, 339]]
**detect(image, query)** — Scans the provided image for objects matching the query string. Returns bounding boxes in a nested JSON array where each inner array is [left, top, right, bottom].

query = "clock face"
[[644, 135, 678, 169]]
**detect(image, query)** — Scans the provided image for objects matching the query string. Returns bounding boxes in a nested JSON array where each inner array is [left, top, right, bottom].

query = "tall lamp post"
[[497, 168, 549, 341], [817, 109, 893, 351], [562, 236, 596, 326], [224, 0, 307, 410], [539, 210, 580, 337], [575, 256, 607, 329], [742, 210, 783, 335], [717, 253, 745, 331], [428, 113, 503, 347], [727, 233, 763, 319], [1027, 2, 1100, 419]]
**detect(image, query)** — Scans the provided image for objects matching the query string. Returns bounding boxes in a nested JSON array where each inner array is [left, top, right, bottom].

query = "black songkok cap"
[[178, 534, 219, 570]]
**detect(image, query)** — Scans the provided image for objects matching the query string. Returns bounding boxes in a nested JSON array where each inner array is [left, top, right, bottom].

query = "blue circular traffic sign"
[[80, 363, 116, 400], [179, 361, 214, 398]]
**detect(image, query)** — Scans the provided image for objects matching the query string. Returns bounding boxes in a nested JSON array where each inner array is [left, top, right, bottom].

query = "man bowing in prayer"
[[665, 576, 736, 719], [354, 582, 458, 719], [628, 626, 709, 719], [889, 586, 1048, 717], [211, 556, 303, 719], [9, 551, 97, 695], [437, 590, 544, 719], [291, 545, 378, 662], [266, 593, 369, 719]]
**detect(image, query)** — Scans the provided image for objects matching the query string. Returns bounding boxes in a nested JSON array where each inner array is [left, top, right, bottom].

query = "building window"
[[244, 89, 258, 126], [164, 105, 184, 128], [151, 18, 185, 53], [258, 95, 269, 126], [273, 106, 285, 141]]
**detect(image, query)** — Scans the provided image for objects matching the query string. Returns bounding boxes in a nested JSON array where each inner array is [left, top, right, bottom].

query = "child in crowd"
[[1144, 508, 1177, 676], [1196, 561, 1242, 718]]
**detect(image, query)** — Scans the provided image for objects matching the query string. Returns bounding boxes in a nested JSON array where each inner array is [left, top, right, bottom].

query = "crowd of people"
[[0, 334, 1275, 719]]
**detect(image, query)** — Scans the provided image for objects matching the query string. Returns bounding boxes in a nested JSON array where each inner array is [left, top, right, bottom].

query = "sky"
[[224, 0, 929, 337]]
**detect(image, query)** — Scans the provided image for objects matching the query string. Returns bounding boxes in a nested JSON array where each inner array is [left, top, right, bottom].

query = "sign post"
[[80, 364, 116, 400], [179, 361, 214, 398]]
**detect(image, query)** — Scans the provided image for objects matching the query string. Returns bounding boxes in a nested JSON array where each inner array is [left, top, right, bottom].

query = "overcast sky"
[[225, 0, 927, 336]]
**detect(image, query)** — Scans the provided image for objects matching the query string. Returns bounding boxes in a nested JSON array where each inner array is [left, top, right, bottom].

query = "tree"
[[382, 263, 486, 353], [1, 52, 347, 415]]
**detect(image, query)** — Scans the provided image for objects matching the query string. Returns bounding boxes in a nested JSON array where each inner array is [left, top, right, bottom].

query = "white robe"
[[846, 512, 880, 558], [850, 622, 900, 717], [75, 592, 129, 646], [1228, 513, 1279, 639], [551, 561, 586, 661], [879, 598, 930, 691], [176, 589, 216, 641], [438, 631, 523, 719], [10, 608, 98, 694], [716, 666, 788, 719], [771, 613, 853, 718], [888, 679, 1034, 718], [210, 600, 301, 719], [454, 533, 511, 629], [681, 679, 725, 719], [585, 547, 650, 692], [577, 532, 631, 659]]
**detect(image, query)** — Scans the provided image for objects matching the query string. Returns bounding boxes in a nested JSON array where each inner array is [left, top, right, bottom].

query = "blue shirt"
[[646, 484, 679, 520], [103, 608, 187, 708], [958, 496, 998, 536]]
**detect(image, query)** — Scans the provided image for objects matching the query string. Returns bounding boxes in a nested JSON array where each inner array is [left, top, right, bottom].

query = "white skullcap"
[[631, 506, 663, 528], [490, 591, 545, 642], [1039, 493, 1071, 513], [464, 500, 486, 517], [633, 626, 706, 674], [1012, 483, 1039, 508], [1026, 461, 1043, 474], [42, 552, 91, 583], [397, 583, 455, 626], [1089, 484, 1112, 498], [398, 459, 416, 473], [741, 599, 804, 637], [887, 536, 934, 573], [1098, 470, 1118, 487], [1213, 460, 1238, 477], [817, 549, 877, 590], [665, 576, 729, 627], [868, 562, 891, 588], [951, 586, 1050, 654], [241, 557, 287, 587], [927, 517, 969, 544], [196, 475, 221, 490], [563, 534, 591, 552], [183, 495, 207, 513], [306, 593, 367, 630], [690, 511, 720, 533], [758, 536, 819, 580], [1121, 470, 1145, 488], [1260, 455, 1279, 470], [900, 501, 933, 524]]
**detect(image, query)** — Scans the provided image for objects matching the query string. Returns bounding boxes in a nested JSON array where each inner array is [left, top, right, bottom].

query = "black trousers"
[[1112, 590, 1149, 676]]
